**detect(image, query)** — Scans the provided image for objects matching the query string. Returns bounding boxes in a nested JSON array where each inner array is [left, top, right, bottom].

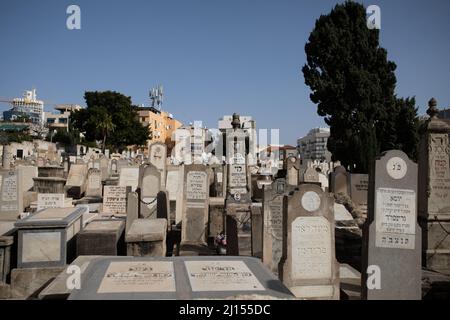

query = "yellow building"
[[137, 106, 182, 154]]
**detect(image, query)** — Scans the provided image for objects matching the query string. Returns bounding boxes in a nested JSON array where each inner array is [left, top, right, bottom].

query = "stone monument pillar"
[[418, 98, 450, 275]]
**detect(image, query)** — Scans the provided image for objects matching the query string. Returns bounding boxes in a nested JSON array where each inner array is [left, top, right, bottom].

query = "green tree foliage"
[[302, 1, 419, 172], [71, 91, 150, 152]]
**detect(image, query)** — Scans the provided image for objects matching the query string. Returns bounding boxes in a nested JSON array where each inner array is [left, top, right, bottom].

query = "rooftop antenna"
[[149, 85, 164, 111]]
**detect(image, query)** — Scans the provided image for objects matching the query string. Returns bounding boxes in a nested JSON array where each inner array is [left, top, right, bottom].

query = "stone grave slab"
[[77, 219, 125, 256], [68, 256, 294, 300], [14, 207, 84, 268]]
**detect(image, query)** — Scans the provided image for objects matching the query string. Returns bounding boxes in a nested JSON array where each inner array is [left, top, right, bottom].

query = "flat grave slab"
[[68, 256, 294, 300]]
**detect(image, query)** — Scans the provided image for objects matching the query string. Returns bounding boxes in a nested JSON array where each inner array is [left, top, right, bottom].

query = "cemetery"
[[0, 103, 449, 302], [0, 1, 449, 309]]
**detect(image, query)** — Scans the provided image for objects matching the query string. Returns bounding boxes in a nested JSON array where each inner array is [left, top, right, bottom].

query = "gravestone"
[[208, 197, 225, 240], [279, 184, 339, 299], [361, 150, 421, 300], [330, 166, 349, 196], [303, 167, 319, 184], [111, 159, 118, 175], [180, 164, 212, 255], [65, 163, 88, 199], [138, 163, 161, 218], [286, 156, 300, 186], [165, 165, 180, 223], [102, 186, 128, 215], [17, 165, 38, 192], [119, 167, 139, 192], [175, 165, 185, 224], [418, 98, 450, 275], [318, 172, 329, 191], [262, 178, 290, 275], [126, 192, 139, 234], [85, 168, 102, 197], [37, 193, 65, 211], [77, 219, 125, 256], [250, 203, 263, 258], [14, 207, 84, 268], [126, 218, 167, 257], [349, 173, 369, 213], [0, 169, 23, 221], [68, 256, 294, 300], [99, 156, 109, 181], [149, 142, 167, 188]]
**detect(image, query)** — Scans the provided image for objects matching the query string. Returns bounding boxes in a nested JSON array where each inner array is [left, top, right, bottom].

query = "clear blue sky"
[[1, 0, 449, 145]]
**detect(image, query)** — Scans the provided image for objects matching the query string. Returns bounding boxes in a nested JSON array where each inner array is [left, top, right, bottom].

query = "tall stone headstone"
[[65, 163, 88, 199], [0, 169, 23, 221], [303, 167, 319, 184], [418, 98, 450, 275], [165, 165, 180, 223], [279, 184, 339, 299], [85, 168, 102, 197], [318, 172, 329, 192], [118, 167, 139, 192], [149, 142, 167, 189], [138, 163, 161, 218], [263, 178, 292, 275], [330, 165, 349, 196], [349, 173, 369, 213], [180, 164, 211, 255], [286, 156, 300, 186], [99, 156, 109, 181], [362, 150, 421, 300]]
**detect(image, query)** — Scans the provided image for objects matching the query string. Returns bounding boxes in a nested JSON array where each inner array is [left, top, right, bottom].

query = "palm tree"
[[97, 114, 115, 153]]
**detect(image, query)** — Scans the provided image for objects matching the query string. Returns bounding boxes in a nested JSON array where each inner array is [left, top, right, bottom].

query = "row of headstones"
[[262, 150, 422, 299], [285, 156, 368, 212]]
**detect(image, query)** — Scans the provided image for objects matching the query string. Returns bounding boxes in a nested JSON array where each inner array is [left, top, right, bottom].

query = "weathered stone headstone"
[[126, 192, 139, 233], [303, 167, 319, 183], [65, 163, 88, 199], [0, 169, 23, 221], [180, 164, 211, 255], [165, 165, 180, 223], [318, 172, 329, 191], [418, 98, 450, 275], [349, 173, 369, 213], [37, 193, 65, 211], [99, 156, 109, 181], [286, 156, 300, 186], [250, 203, 263, 258], [279, 184, 339, 299], [119, 167, 139, 192], [102, 186, 127, 215], [262, 178, 290, 275], [149, 142, 167, 188], [361, 150, 421, 300], [138, 163, 161, 218], [330, 165, 349, 196], [85, 168, 102, 197]]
